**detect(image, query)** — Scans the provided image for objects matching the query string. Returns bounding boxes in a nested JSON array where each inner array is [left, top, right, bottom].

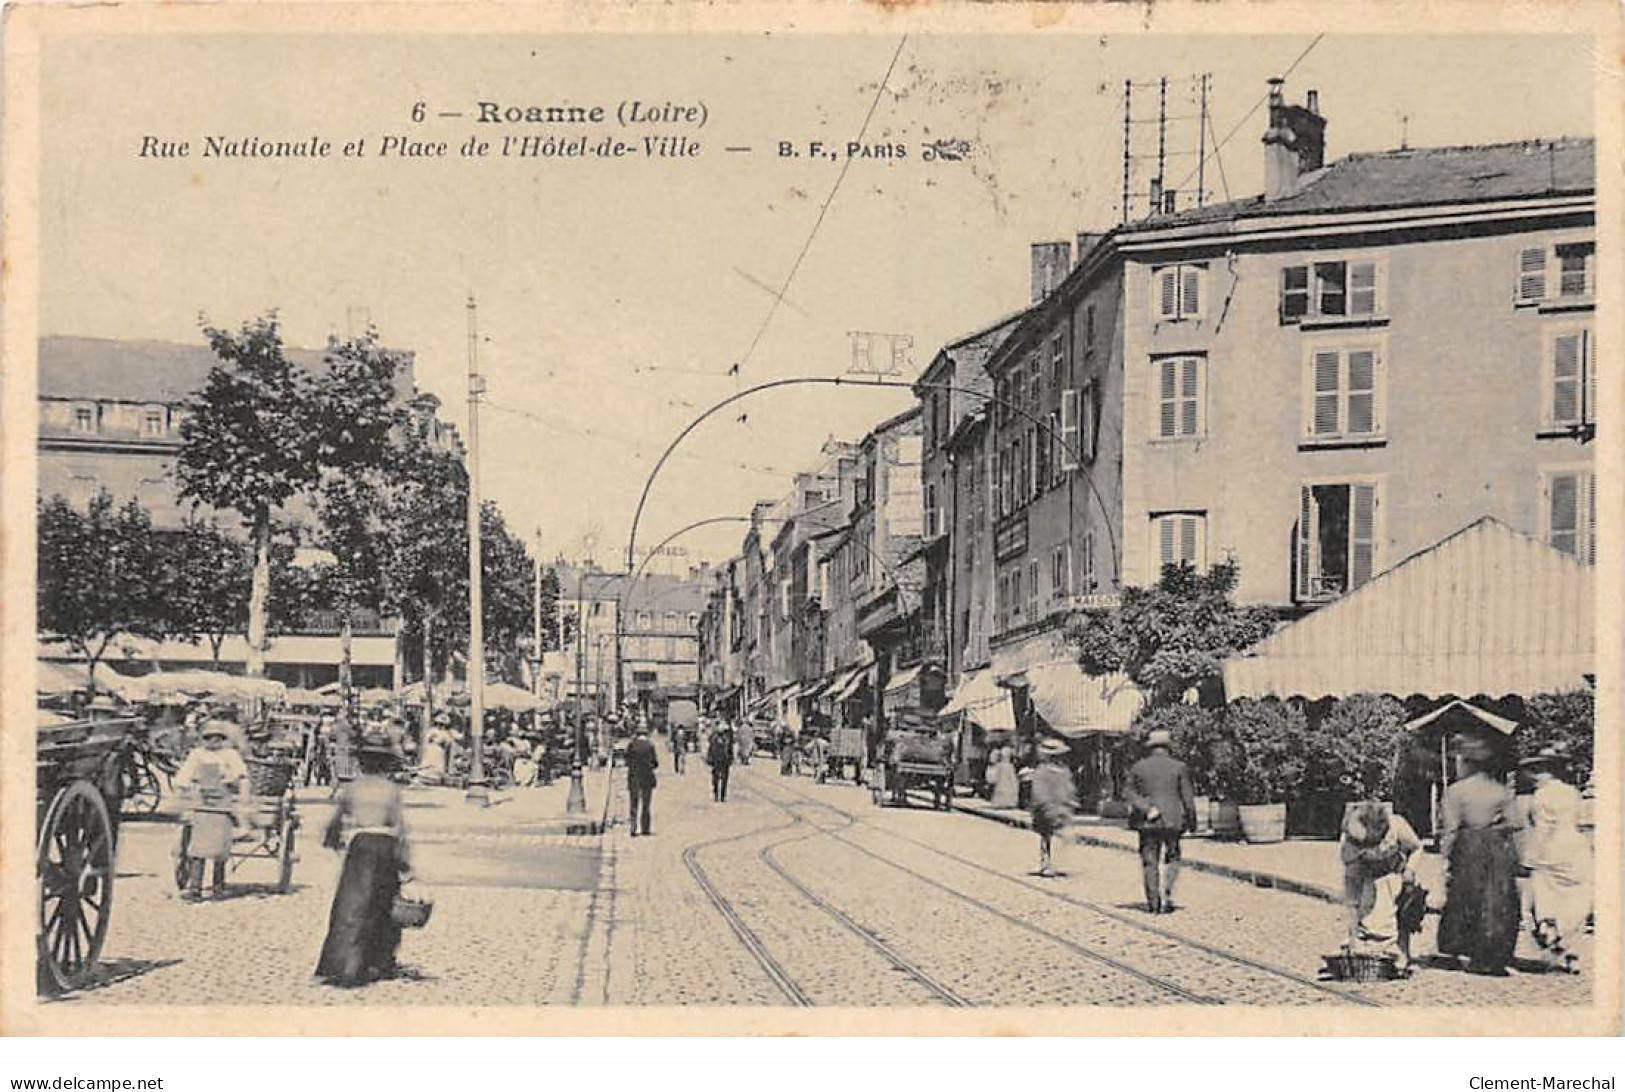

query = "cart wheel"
[[277, 817, 298, 894], [173, 824, 192, 891], [120, 761, 162, 817], [37, 780, 115, 994]]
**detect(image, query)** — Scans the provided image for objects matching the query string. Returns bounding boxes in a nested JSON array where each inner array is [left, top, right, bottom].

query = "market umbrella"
[[119, 669, 286, 704], [483, 681, 546, 713], [358, 687, 399, 706], [283, 687, 340, 708], [400, 679, 467, 705]]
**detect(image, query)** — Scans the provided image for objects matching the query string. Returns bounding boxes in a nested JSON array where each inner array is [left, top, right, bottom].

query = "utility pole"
[[464, 295, 489, 805], [532, 527, 544, 695], [567, 567, 588, 814]]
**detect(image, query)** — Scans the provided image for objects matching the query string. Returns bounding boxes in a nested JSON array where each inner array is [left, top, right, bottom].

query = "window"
[[666, 610, 679, 629], [1544, 469, 1596, 563], [688, 612, 700, 629], [1152, 512, 1207, 572], [1059, 390, 1079, 471], [1544, 326, 1596, 430], [1047, 412, 1062, 487], [1084, 304, 1097, 351], [1296, 483, 1379, 601], [1518, 241, 1595, 304], [1280, 258, 1382, 322], [1080, 531, 1097, 592], [996, 571, 1010, 632], [1081, 381, 1097, 463], [924, 482, 940, 538], [987, 451, 999, 522], [1031, 427, 1047, 496], [72, 404, 98, 434], [1026, 559, 1040, 620], [1051, 543, 1071, 597], [1304, 344, 1384, 441], [1050, 333, 1065, 384], [1154, 356, 1205, 439], [142, 406, 166, 437], [637, 611, 651, 628], [1028, 356, 1041, 410], [1009, 568, 1022, 623], [1151, 263, 1204, 321]]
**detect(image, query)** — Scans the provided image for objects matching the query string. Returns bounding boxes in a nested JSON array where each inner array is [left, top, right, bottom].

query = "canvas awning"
[[1405, 698, 1519, 736], [829, 665, 871, 702], [36, 660, 139, 699], [883, 665, 922, 696], [1224, 518, 1594, 700], [939, 668, 1003, 715], [1024, 662, 1144, 737]]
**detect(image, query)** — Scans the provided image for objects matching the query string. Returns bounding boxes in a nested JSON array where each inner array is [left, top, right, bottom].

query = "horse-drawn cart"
[[874, 729, 954, 811], [36, 716, 139, 992]]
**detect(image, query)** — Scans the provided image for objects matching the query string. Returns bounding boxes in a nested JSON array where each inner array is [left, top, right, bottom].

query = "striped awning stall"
[[883, 665, 922, 696], [828, 664, 872, 702], [1224, 518, 1595, 700], [940, 668, 1017, 732], [1024, 663, 1145, 737]]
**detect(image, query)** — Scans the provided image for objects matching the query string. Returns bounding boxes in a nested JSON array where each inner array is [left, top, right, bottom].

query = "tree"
[[1066, 560, 1278, 707], [37, 491, 167, 689], [158, 518, 316, 668], [175, 314, 321, 677], [478, 501, 538, 682], [1313, 693, 1409, 801], [1520, 689, 1595, 788]]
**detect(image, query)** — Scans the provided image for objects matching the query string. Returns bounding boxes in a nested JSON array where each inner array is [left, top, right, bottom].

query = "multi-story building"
[[970, 81, 1594, 805], [619, 566, 709, 708], [36, 335, 457, 687]]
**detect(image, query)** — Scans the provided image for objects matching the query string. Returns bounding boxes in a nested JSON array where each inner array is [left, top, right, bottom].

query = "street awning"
[[939, 668, 1003, 715], [1405, 699, 1519, 737], [883, 664, 922, 696], [1025, 662, 1144, 737], [824, 665, 867, 702], [1224, 518, 1594, 700]]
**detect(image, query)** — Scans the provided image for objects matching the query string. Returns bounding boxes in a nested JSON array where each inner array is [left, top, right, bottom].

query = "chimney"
[[1262, 78, 1327, 201], [1148, 177, 1163, 215], [1030, 240, 1073, 303], [1163, 188, 1177, 215], [1074, 231, 1104, 266]]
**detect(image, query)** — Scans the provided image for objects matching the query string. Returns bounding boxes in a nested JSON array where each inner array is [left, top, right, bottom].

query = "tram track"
[[754, 774, 1382, 1008]]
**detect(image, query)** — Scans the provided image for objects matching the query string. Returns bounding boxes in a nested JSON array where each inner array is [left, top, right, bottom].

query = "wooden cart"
[[172, 756, 299, 895], [874, 730, 954, 811], [36, 716, 137, 992]]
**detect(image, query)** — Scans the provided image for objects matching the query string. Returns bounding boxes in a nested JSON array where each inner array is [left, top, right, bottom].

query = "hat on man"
[[1145, 729, 1173, 749], [1038, 737, 1070, 757], [1519, 745, 1565, 770], [200, 719, 233, 741]]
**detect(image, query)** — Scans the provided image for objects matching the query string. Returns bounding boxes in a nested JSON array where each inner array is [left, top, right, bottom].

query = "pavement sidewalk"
[[952, 794, 1447, 904]]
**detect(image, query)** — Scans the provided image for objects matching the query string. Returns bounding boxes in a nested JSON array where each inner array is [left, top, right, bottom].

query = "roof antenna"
[[1548, 142, 1557, 192]]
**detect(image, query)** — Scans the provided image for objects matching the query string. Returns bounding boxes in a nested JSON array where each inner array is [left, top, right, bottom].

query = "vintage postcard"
[[1, 1, 1620, 1036]]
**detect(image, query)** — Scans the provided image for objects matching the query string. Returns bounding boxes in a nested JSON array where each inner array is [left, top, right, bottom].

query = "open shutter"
[[1518, 246, 1548, 303], [1312, 350, 1342, 436], [1180, 515, 1200, 567], [1081, 532, 1095, 589], [1158, 516, 1176, 568], [1296, 486, 1319, 600], [1584, 329, 1597, 426], [1350, 484, 1376, 589], [1552, 332, 1583, 426], [1181, 266, 1202, 317], [1585, 472, 1597, 565], [1060, 389, 1079, 470], [1347, 349, 1377, 434]]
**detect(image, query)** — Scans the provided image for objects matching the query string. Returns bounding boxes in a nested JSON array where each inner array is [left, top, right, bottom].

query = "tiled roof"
[[1128, 137, 1593, 233], [38, 336, 333, 403]]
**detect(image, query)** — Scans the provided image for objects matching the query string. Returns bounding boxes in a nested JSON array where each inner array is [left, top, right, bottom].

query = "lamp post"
[[464, 295, 488, 806]]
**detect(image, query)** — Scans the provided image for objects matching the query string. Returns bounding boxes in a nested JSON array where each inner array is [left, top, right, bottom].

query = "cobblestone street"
[[61, 764, 1592, 1009]]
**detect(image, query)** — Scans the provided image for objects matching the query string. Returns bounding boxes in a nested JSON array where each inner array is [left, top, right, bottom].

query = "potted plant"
[[1318, 693, 1407, 833], [1222, 699, 1309, 843]]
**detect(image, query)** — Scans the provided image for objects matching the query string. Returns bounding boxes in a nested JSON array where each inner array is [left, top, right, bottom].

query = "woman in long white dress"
[[1521, 749, 1591, 973], [989, 742, 1020, 808]]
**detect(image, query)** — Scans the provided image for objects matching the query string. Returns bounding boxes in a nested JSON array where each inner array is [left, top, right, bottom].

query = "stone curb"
[[953, 798, 1341, 904]]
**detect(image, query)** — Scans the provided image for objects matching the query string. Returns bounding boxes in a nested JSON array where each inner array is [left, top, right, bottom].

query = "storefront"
[[938, 667, 1017, 789]]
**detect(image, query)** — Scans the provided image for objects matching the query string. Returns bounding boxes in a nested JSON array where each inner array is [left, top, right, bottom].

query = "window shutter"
[[1297, 486, 1318, 600], [1549, 473, 1579, 556], [1552, 332, 1583, 426], [1179, 516, 1199, 566], [1312, 351, 1342, 435], [1181, 266, 1202, 317], [1028, 428, 1038, 499], [1081, 532, 1095, 589], [1350, 484, 1376, 589], [1585, 330, 1596, 425], [1159, 359, 1178, 437], [1027, 559, 1039, 618], [1180, 358, 1201, 436], [1060, 389, 1079, 470], [1156, 269, 1178, 320], [1518, 246, 1548, 303], [1047, 411, 1061, 485], [1585, 472, 1597, 565], [1159, 516, 1176, 568], [1347, 350, 1377, 434], [1349, 262, 1378, 315]]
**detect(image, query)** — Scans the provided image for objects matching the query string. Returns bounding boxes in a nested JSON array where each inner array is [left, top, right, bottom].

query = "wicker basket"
[[391, 892, 434, 929], [246, 757, 294, 797], [1322, 951, 1399, 983]]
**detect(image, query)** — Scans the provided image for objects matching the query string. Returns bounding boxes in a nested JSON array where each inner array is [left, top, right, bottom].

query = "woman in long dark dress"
[[316, 741, 411, 987], [1436, 738, 1521, 975]]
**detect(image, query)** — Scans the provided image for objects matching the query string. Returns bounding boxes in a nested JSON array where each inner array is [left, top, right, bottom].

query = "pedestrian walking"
[[1520, 748, 1591, 974], [1437, 737, 1521, 976], [1028, 738, 1075, 878], [1340, 801, 1425, 974], [670, 724, 686, 776], [625, 727, 659, 836], [173, 719, 251, 902], [988, 743, 1019, 808], [1125, 728, 1196, 913], [707, 724, 735, 802], [316, 737, 412, 988], [811, 732, 829, 784], [737, 721, 753, 766]]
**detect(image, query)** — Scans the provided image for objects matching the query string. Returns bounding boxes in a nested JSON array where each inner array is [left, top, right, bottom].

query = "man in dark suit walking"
[[706, 724, 735, 802], [1125, 728, 1196, 913], [625, 727, 659, 836]]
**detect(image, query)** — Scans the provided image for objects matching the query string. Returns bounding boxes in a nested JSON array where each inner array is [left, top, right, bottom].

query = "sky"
[[40, 32, 1594, 571]]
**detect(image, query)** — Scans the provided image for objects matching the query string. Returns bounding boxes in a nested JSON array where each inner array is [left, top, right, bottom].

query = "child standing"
[[173, 719, 250, 901]]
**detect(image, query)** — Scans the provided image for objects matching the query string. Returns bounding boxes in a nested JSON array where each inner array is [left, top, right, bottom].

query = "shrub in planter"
[[1317, 692, 1408, 802], [1219, 699, 1309, 805], [1131, 704, 1222, 796]]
